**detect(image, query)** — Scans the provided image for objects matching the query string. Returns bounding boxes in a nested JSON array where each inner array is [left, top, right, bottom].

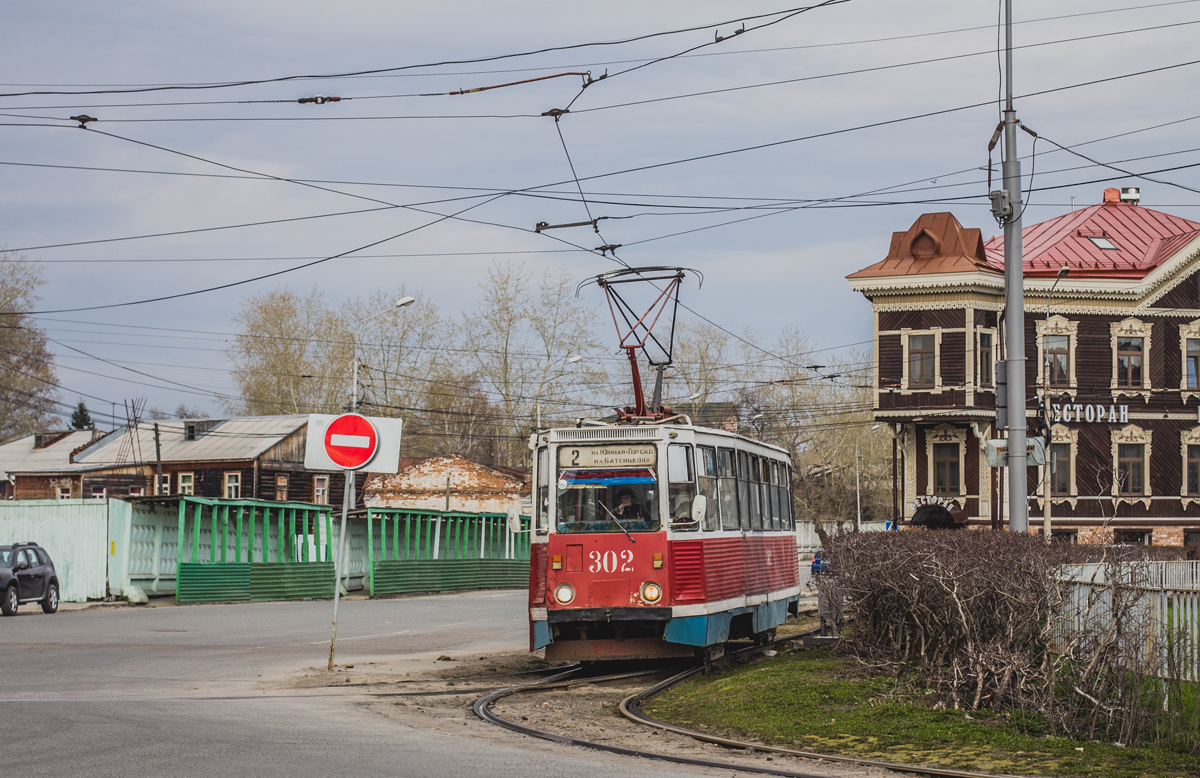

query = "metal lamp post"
[[329, 295, 414, 671], [1042, 267, 1069, 544], [856, 424, 881, 530]]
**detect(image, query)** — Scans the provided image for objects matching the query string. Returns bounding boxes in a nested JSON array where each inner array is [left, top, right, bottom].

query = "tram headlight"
[[640, 582, 663, 603], [553, 583, 575, 605]]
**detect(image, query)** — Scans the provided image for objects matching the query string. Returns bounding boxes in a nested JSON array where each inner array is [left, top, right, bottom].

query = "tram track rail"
[[473, 633, 1027, 778]]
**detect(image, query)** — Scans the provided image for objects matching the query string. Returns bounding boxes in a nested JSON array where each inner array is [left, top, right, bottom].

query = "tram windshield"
[[556, 468, 659, 533]]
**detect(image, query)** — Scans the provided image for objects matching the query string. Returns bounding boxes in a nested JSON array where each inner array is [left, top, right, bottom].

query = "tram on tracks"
[[523, 267, 800, 661]]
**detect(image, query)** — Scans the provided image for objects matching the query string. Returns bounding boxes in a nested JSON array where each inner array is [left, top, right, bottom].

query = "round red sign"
[[323, 414, 379, 470]]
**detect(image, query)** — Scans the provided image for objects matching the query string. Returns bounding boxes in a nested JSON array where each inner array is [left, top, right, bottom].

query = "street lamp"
[[1042, 266, 1069, 543], [349, 296, 415, 412], [330, 295, 414, 671], [856, 423, 881, 530]]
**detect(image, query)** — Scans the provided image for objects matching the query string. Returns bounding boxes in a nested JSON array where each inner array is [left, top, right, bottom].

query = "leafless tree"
[[0, 253, 59, 441]]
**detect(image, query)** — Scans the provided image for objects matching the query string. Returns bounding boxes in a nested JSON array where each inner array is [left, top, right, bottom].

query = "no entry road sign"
[[323, 414, 378, 470], [304, 413, 403, 474]]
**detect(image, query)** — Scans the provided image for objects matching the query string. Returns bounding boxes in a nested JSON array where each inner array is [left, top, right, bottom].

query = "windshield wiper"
[[596, 499, 637, 544]]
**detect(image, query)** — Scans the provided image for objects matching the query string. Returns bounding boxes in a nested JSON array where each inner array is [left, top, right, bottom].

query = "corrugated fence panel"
[[250, 562, 335, 601], [372, 559, 528, 596], [177, 563, 251, 603], [0, 499, 109, 602]]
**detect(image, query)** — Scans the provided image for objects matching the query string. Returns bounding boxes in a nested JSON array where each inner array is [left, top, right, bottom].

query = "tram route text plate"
[[558, 444, 656, 468]]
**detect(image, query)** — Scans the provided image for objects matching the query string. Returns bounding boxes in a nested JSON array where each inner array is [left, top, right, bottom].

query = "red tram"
[[526, 420, 800, 661]]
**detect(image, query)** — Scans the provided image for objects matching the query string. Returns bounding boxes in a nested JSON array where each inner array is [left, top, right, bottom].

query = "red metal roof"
[[983, 190, 1200, 279]]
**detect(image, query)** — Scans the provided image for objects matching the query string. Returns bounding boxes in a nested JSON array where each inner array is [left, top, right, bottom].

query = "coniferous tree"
[[69, 400, 94, 429]]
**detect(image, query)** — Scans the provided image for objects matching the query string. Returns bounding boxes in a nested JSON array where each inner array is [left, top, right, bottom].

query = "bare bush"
[[829, 532, 1199, 753]]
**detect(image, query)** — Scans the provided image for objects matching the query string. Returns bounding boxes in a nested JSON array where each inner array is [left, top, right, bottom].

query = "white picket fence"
[[1055, 561, 1200, 682]]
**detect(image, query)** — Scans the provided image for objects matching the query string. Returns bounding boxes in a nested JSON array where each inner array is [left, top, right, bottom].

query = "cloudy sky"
[[3, 0, 1199, 427]]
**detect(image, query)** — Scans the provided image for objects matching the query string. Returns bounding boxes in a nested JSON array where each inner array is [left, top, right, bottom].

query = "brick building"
[[848, 187, 1200, 550], [364, 454, 528, 514]]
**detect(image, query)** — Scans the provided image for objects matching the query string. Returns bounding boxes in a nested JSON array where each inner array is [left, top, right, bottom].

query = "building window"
[[1179, 321, 1200, 399], [1188, 445, 1200, 496], [56, 487, 71, 500], [128, 485, 144, 497], [1045, 335, 1070, 387], [1037, 316, 1078, 396], [1050, 442, 1071, 495], [178, 472, 194, 496], [224, 472, 241, 499], [313, 475, 329, 506], [1112, 424, 1152, 506], [933, 443, 960, 495], [90, 486, 106, 500], [1116, 338, 1144, 388], [157, 474, 169, 496], [1185, 530, 1200, 546], [909, 334, 936, 387], [1187, 340, 1200, 390], [1114, 530, 1148, 545], [1117, 444, 1144, 495], [1050, 529, 1077, 544], [977, 331, 994, 389], [1110, 318, 1153, 397], [274, 474, 289, 502]]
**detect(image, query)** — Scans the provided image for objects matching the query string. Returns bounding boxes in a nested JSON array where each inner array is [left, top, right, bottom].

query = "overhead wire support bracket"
[[542, 108, 569, 118], [535, 219, 598, 233], [298, 95, 341, 104]]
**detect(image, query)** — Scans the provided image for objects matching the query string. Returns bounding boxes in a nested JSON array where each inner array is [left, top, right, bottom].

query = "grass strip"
[[645, 649, 1200, 778]]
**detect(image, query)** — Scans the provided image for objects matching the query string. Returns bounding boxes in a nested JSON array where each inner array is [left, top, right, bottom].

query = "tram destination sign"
[[558, 444, 656, 469]]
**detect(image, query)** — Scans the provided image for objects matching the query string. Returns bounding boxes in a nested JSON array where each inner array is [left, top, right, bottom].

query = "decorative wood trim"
[[900, 328, 942, 393], [1109, 318, 1153, 401], [1179, 319, 1200, 402], [1180, 426, 1200, 508], [1049, 424, 1079, 509], [1035, 315, 1078, 399], [1110, 424, 1152, 508], [925, 424, 967, 498]]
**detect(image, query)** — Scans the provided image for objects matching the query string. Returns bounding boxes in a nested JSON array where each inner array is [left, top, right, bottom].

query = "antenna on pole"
[[577, 266, 701, 421], [988, 0, 1029, 532]]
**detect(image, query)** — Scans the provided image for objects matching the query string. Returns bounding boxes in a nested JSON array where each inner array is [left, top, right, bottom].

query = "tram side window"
[[766, 461, 779, 530], [718, 448, 739, 530], [536, 447, 550, 533], [785, 464, 796, 530], [667, 444, 697, 531], [697, 446, 720, 532], [736, 451, 752, 531], [747, 454, 763, 530]]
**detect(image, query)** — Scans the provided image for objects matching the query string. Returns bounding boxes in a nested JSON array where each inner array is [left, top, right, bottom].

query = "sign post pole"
[[328, 467, 354, 671]]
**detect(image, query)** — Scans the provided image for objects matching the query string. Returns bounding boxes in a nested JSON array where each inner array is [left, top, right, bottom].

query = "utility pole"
[[153, 423, 163, 495], [992, 0, 1028, 532]]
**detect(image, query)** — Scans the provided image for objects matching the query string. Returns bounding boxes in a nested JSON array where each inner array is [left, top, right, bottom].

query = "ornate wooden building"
[[849, 187, 1200, 548]]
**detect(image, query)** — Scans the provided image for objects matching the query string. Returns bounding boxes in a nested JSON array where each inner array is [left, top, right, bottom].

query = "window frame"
[[924, 424, 967, 498], [224, 471, 241, 500], [975, 328, 996, 390], [274, 473, 289, 502], [1179, 426, 1200, 508], [1179, 320, 1200, 400], [1111, 424, 1152, 507], [56, 486, 71, 500], [313, 475, 329, 506], [903, 330, 940, 390], [1109, 318, 1153, 399], [1035, 316, 1078, 397], [1045, 424, 1079, 508], [178, 472, 194, 496]]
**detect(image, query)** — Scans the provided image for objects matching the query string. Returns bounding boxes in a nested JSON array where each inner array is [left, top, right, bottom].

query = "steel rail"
[[476, 633, 1030, 778]]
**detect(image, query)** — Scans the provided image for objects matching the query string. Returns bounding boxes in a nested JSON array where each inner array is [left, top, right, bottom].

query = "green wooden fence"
[[173, 499, 532, 602], [365, 508, 531, 597], [175, 497, 337, 602]]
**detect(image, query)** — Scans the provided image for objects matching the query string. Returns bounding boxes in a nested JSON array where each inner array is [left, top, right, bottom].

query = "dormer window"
[[185, 423, 197, 441], [1088, 236, 1118, 250]]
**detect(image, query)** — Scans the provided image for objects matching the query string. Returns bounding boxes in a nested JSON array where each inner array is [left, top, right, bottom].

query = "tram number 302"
[[589, 549, 634, 574]]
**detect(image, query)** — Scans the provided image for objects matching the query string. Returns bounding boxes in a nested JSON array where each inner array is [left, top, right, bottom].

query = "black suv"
[[1, 543, 59, 616]]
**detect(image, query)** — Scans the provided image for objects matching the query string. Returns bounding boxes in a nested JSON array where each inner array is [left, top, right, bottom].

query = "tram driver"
[[615, 487, 650, 522]]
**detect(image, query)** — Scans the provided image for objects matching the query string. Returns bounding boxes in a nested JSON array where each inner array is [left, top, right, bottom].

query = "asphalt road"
[[1, 591, 730, 778]]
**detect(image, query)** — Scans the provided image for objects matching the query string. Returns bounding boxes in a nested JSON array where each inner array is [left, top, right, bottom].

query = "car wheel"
[[1, 586, 17, 616], [41, 583, 59, 614]]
